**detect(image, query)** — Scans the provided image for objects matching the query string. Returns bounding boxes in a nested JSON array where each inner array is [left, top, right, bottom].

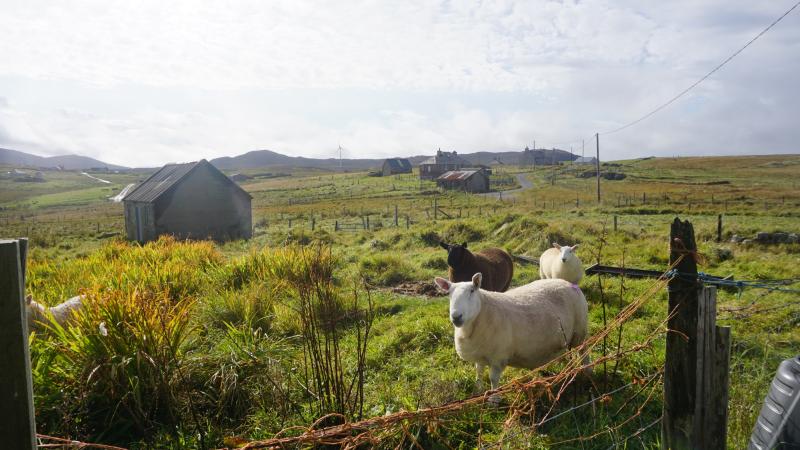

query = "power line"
[[600, 0, 800, 136]]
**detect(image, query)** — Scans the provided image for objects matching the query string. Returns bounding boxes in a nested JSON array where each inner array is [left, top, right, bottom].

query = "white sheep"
[[25, 294, 84, 332], [539, 243, 583, 284], [434, 273, 589, 402]]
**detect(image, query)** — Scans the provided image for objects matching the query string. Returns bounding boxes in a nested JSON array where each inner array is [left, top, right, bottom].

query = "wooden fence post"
[[662, 219, 730, 450], [0, 238, 37, 450], [613, 215, 618, 232], [394, 205, 398, 227], [716, 215, 722, 243], [663, 218, 700, 450]]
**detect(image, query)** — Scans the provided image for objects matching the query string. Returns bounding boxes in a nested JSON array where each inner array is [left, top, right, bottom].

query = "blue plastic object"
[[749, 356, 800, 449]]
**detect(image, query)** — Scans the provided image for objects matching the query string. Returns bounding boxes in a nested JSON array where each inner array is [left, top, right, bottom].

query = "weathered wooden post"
[[662, 219, 731, 450], [394, 205, 398, 227], [405, 215, 410, 229], [335, 220, 339, 231], [0, 238, 37, 450], [311, 217, 316, 231], [613, 215, 618, 232], [716, 215, 722, 243], [433, 197, 438, 220], [663, 219, 701, 450]]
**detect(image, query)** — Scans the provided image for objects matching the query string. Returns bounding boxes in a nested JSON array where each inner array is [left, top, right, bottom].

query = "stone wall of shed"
[[154, 164, 252, 241], [124, 201, 157, 242]]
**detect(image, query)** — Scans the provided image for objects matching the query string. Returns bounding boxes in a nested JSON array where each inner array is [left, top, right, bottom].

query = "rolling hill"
[[0, 148, 128, 171], [211, 148, 577, 170]]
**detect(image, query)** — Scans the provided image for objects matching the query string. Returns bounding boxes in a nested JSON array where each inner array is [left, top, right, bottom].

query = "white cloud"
[[0, 0, 798, 165]]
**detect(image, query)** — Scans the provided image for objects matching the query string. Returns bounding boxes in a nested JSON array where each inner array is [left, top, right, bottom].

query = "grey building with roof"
[[436, 169, 490, 193], [122, 159, 252, 243], [419, 149, 470, 180], [381, 158, 412, 176]]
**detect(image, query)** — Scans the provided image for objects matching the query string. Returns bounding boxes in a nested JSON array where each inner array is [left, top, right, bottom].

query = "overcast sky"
[[1, 0, 798, 167]]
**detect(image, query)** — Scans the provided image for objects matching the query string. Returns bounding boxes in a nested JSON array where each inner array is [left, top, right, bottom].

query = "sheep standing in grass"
[[539, 243, 583, 284], [25, 294, 84, 332], [439, 241, 513, 292], [434, 274, 589, 402]]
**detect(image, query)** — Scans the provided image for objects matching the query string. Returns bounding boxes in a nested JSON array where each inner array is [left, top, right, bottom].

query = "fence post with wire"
[[0, 237, 37, 450], [662, 218, 731, 450]]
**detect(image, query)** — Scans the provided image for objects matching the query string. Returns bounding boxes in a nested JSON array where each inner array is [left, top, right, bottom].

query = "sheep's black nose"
[[561, 258, 567, 262], [451, 313, 464, 327]]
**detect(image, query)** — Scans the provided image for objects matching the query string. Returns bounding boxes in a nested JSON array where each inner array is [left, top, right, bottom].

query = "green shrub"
[[33, 289, 194, 442], [440, 222, 484, 243], [359, 254, 417, 286]]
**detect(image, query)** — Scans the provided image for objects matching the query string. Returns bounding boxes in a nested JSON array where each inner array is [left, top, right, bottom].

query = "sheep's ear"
[[472, 273, 482, 289], [462, 242, 468, 249], [439, 242, 449, 250], [552, 242, 561, 249], [571, 244, 579, 251], [434, 277, 451, 293], [25, 294, 32, 304]]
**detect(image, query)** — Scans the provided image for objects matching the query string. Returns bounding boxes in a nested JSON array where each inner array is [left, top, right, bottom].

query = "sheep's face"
[[440, 242, 469, 267], [553, 243, 579, 263], [435, 273, 482, 328]]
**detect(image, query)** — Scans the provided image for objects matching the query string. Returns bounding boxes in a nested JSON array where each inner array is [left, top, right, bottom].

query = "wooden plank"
[[0, 239, 37, 450], [708, 325, 731, 450], [662, 218, 701, 450]]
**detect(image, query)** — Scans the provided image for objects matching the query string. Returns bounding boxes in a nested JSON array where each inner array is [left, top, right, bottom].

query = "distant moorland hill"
[[0, 148, 128, 171], [1, 146, 577, 172], [211, 148, 576, 170]]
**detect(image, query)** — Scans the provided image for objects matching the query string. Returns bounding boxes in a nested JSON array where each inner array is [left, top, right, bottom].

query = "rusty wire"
[[36, 434, 128, 450]]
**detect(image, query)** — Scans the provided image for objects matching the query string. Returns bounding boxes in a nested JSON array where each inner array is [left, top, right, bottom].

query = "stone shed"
[[419, 149, 470, 180], [436, 169, 490, 193], [123, 159, 252, 243], [382, 158, 412, 176]]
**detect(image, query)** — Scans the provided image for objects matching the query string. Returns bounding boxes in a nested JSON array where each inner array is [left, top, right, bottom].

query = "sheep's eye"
[[470, 288, 475, 293]]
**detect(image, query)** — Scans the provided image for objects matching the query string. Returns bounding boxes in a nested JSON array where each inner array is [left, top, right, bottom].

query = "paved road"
[[481, 172, 533, 199]]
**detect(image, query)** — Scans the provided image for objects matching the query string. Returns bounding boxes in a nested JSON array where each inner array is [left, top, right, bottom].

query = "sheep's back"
[[475, 248, 514, 291], [479, 279, 588, 368]]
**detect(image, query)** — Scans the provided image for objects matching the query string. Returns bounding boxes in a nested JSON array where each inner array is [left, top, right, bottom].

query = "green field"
[[2, 155, 799, 449]]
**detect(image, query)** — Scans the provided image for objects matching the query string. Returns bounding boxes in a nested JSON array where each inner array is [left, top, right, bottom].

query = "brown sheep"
[[439, 241, 514, 292]]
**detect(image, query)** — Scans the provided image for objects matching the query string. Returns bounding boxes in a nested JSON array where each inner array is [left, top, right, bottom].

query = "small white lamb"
[[434, 273, 589, 402], [25, 294, 84, 332], [539, 243, 583, 284]]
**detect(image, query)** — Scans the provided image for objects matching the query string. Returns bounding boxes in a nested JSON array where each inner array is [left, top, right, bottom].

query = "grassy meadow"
[[1, 155, 799, 449]]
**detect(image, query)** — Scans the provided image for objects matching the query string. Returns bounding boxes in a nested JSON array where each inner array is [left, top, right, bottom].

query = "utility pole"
[[595, 133, 601, 203]]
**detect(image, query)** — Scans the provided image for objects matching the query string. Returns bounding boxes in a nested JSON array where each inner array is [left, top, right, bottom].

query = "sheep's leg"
[[475, 364, 485, 391], [488, 365, 504, 405]]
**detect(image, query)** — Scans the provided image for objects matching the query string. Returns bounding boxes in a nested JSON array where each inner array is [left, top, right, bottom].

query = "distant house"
[[520, 146, 577, 166], [122, 159, 252, 243], [436, 169, 490, 193], [419, 149, 470, 180], [229, 173, 252, 182], [573, 156, 598, 165], [381, 158, 412, 176]]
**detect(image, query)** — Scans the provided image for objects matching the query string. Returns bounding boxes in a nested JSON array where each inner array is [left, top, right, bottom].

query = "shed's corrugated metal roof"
[[124, 159, 253, 203], [384, 158, 412, 171], [122, 161, 199, 203], [436, 170, 482, 181]]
